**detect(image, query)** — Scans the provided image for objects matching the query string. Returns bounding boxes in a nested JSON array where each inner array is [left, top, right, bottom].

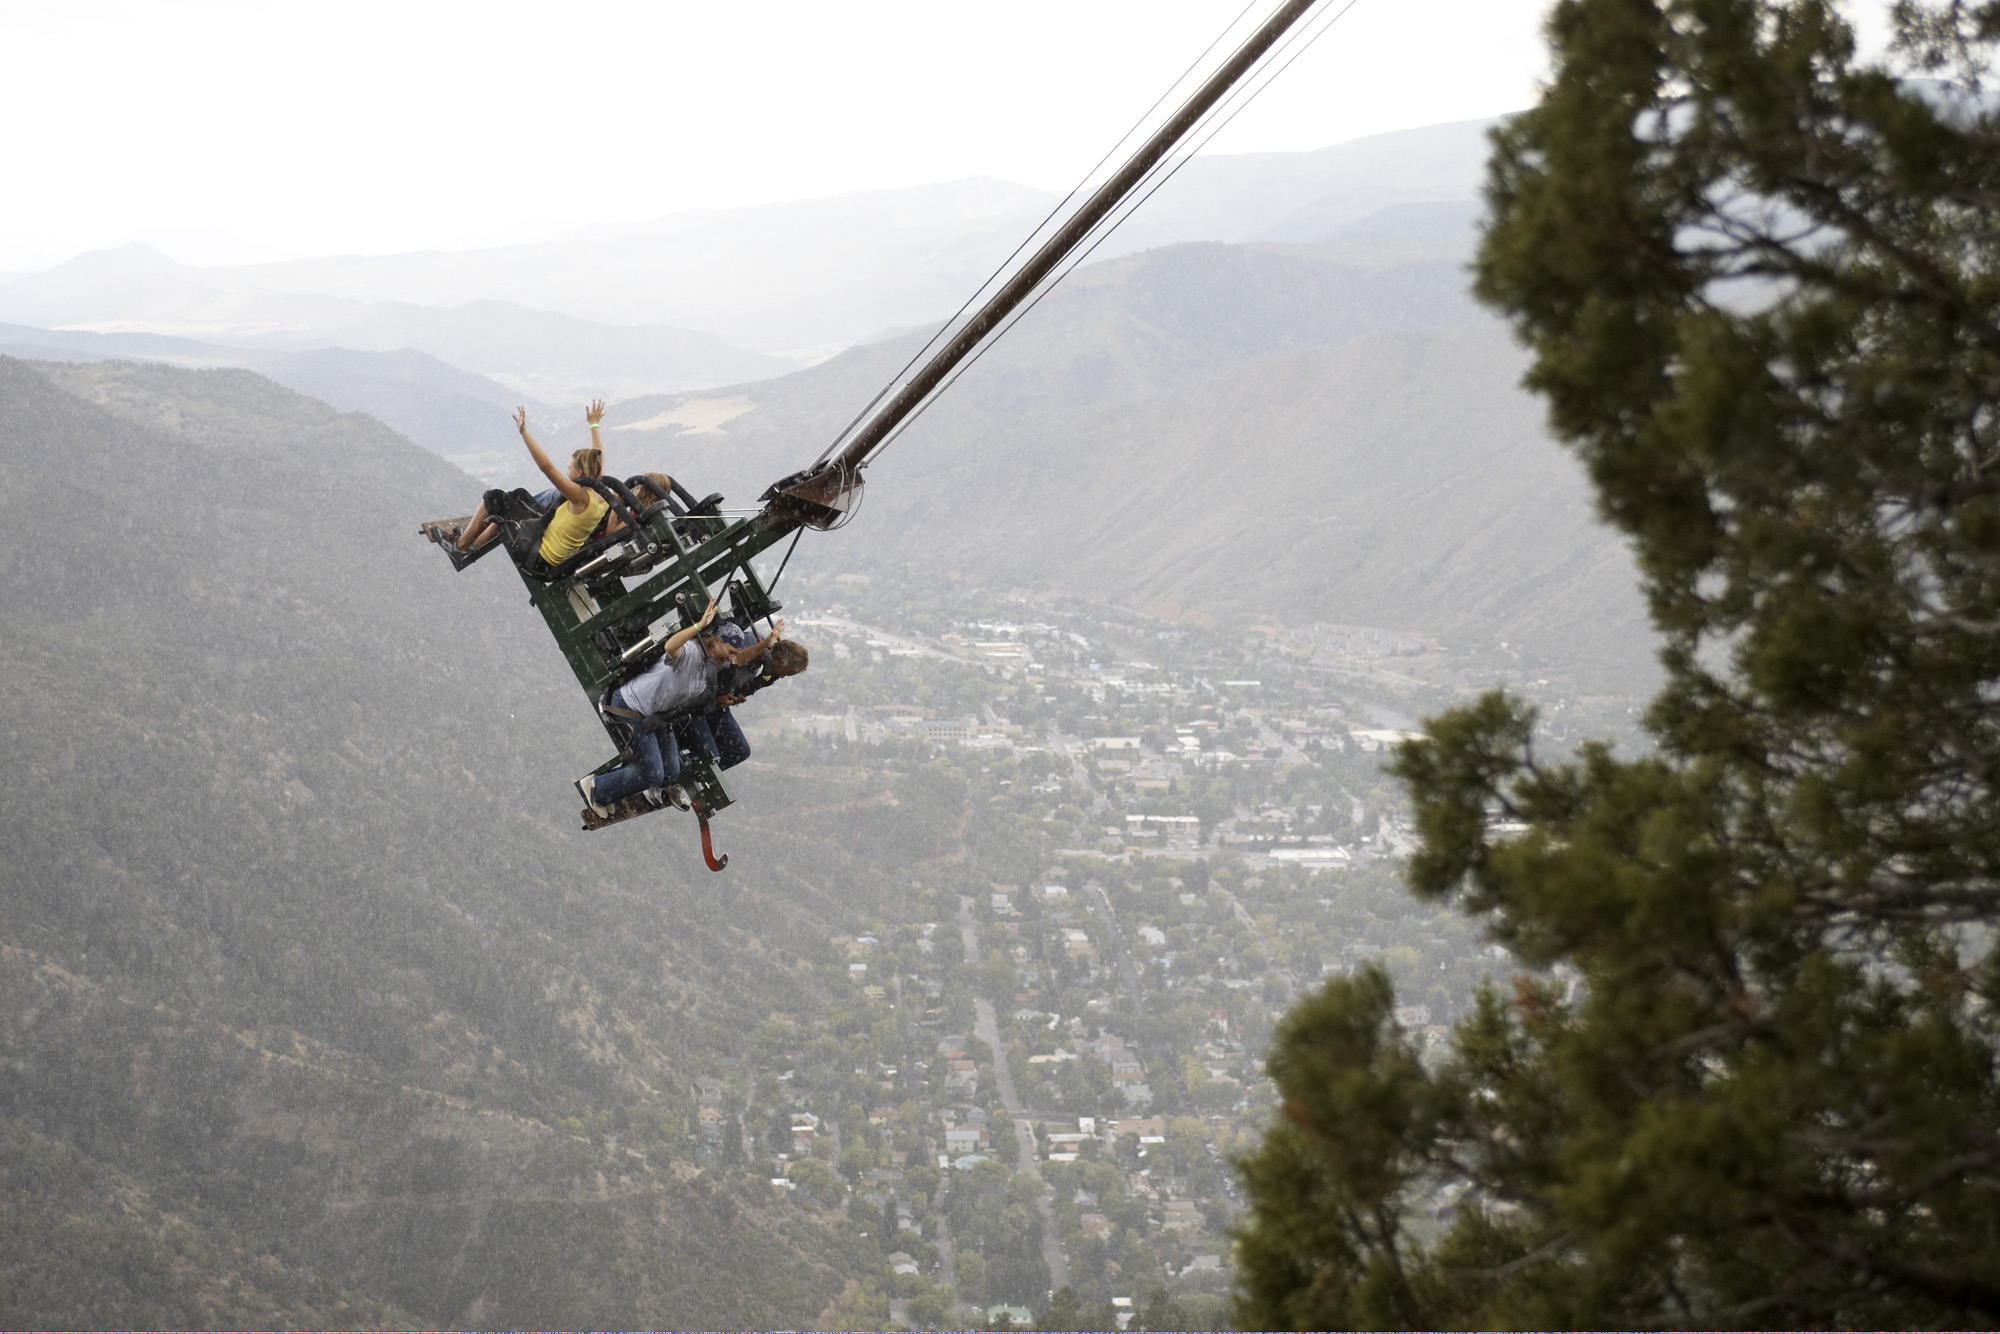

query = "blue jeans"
[[594, 689, 683, 805], [681, 709, 750, 770]]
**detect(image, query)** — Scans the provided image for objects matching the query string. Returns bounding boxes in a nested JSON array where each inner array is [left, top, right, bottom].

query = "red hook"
[[698, 809, 729, 872]]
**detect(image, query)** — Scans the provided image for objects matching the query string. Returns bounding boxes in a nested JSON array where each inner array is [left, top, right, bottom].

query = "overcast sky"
[[0, 0, 1874, 271]]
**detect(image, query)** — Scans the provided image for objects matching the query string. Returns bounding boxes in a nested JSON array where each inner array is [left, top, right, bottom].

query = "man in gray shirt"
[[579, 597, 735, 815]]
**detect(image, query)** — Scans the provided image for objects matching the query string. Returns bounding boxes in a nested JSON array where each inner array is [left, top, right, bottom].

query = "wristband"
[[587, 420, 602, 430]]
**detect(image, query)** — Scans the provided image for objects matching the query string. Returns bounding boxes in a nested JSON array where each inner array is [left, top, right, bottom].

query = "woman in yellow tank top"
[[452, 401, 610, 562]]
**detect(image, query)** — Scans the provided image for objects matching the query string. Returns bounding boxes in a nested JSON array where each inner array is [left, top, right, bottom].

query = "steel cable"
[[808, 0, 1256, 470], [857, 0, 1364, 468]]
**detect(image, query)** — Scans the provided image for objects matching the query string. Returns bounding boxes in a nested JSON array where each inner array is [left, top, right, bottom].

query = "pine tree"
[[1234, 1, 2000, 1326]]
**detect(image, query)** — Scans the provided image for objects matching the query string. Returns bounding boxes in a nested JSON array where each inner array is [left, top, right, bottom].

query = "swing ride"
[[421, 0, 1343, 868]]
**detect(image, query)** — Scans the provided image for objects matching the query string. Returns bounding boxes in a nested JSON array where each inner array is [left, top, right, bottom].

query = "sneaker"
[[662, 784, 690, 811], [576, 774, 613, 818]]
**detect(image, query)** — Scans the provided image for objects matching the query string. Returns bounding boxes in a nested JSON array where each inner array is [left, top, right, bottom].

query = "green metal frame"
[[501, 497, 804, 824]]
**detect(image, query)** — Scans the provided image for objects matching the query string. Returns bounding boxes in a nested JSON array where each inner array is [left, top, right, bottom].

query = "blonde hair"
[[569, 446, 603, 478], [633, 471, 675, 507]]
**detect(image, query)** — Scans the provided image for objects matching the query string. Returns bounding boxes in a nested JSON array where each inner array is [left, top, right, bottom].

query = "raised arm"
[[729, 617, 786, 666], [515, 407, 591, 509], [661, 596, 720, 658]]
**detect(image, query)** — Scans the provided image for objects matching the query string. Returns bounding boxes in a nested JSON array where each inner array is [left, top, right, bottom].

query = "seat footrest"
[[581, 789, 673, 831]]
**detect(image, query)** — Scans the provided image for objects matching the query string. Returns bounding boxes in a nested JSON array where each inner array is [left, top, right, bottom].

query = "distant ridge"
[[0, 323, 540, 467], [0, 246, 790, 402], [0, 119, 1501, 364]]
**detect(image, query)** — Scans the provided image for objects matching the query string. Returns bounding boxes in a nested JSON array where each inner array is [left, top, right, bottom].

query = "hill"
[[0, 324, 544, 477], [0, 355, 986, 1328], [257, 346, 546, 479], [0, 248, 791, 401], [565, 238, 1651, 691]]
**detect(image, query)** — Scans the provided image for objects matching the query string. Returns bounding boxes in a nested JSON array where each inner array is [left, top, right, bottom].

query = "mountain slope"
[[0, 324, 542, 471], [257, 346, 544, 477], [0, 355, 975, 1328], [556, 239, 1648, 688]]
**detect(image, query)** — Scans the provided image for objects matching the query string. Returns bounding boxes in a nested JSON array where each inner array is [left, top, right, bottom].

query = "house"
[[692, 1077, 725, 1107], [986, 1305, 1034, 1327], [945, 1127, 985, 1155], [1162, 1200, 1203, 1233], [1079, 1212, 1114, 1238], [1136, 926, 1167, 948], [887, 1251, 920, 1276]]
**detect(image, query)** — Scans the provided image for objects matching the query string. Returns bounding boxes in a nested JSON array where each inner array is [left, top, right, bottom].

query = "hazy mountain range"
[[0, 255, 789, 404], [0, 118, 1496, 401], [190, 118, 1495, 351]]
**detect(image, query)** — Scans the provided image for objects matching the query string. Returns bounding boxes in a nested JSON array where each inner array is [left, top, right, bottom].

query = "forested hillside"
[[0, 356, 982, 1328]]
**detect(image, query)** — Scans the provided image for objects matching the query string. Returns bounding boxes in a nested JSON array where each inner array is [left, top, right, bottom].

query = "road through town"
[[958, 896, 1070, 1295]]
